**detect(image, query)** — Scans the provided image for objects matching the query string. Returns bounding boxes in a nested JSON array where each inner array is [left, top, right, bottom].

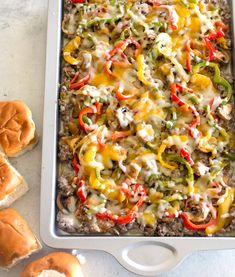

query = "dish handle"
[[107, 240, 189, 276]]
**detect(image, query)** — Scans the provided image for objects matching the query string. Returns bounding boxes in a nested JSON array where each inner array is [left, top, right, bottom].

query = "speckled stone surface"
[[1, 1, 235, 276]]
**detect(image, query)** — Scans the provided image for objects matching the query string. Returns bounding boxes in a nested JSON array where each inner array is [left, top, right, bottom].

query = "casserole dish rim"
[[40, 1, 235, 275]]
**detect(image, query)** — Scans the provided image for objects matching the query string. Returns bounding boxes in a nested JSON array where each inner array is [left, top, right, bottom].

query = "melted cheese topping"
[[59, 0, 234, 234]]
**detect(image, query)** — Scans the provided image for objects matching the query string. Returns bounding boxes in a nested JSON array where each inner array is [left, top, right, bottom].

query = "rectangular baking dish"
[[40, 1, 235, 276]]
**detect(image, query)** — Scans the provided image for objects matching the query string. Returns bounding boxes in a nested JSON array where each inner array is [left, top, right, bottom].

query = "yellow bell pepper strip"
[[115, 83, 135, 101], [180, 212, 217, 231], [168, 154, 194, 193], [158, 135, 188, 170], [63, 36, 81, 65], [193, 62, 232, 104], [206, 182, 222, 198], [153, 4, 178, 31], [96, 183, 146, 224], [137, 54, 150, 86], [78, 102, 101, 133], [206, 187, 234, 235], [70, 73, 90, 90], [157, 144, 178, 170], [105, 39, 141, 77]]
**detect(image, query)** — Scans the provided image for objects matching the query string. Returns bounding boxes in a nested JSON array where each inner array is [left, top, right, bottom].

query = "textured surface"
[[1, 0, 235, 276]]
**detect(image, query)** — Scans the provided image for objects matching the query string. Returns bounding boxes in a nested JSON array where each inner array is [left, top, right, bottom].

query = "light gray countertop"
[[1, 1, 235, 276]]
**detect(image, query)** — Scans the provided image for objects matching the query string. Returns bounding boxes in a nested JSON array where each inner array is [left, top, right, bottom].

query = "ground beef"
[[57, 211, 78, 233], [217, 206, 235, 235], [71, 205, 116, 234], [111, 222, 136, 235], [59, 100, 73, 123], [58, 143, 72, 162], [154, 218, 184, 236], [58, 176, 74, 196]]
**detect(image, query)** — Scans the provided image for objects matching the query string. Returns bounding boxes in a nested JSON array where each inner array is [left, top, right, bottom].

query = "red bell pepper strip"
[[170, 83, 200, 139], [96, 183, 146, 225], [111, 130, 131, 141], [106, 39, 141, 60], [105, 39, 141, 76], [78, 102, 100, 132], [70, 0, 85, 3], [204, 38, 217, 61], [96, 129, 106, 151], [115, 83, 135, 101], [104, 60, 113, 76], [215, 21, 229, 31], [170, 83, 192, 107], [153, 5, 178, 31], [71, 154, 79, 173], [165, 210, 176, 218], [148, 0, 162, 5], [120, 179, 133, 197], [188, 115, 200, 139], [180, 147, 194, 166], [70, 71, 79, 84], [175, 83, 193, 93], [95, 101, 102, 115], [209, 96, 222, 112], [76, 179, 87, 203], [204, 23, 228, 61], [70, 73, 90, 90], [180, 212, 217, 230]]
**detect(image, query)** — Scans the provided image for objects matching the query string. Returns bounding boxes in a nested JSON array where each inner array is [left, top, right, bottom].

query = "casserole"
[[41, 0, 235, 275]]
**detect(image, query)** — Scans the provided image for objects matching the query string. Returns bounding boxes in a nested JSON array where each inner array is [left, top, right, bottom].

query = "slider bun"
[[0, 101, 38, 157], [0, 153, 28, 209], [0, 208, 41, 270], [20, 252, 83, 277]]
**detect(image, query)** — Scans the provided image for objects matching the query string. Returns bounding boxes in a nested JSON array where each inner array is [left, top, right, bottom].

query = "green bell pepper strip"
[[210, 159, 227, 179], [166, 107, 177, 129], [193, 62, 232, 104], [168, 154, 194, 193], [205, 105, 229, 141], [164, 193, 183, 202], [86, 15, 121, 28], [84, 3, 124, 28], [223, 151, 235, 161]]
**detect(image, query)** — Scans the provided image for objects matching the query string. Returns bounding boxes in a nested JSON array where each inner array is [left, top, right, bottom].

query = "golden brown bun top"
[[0, 208, 40, 268], [20, 252, 83, 277], [0, 153, 21, 201], [0, 101, 35, 156]]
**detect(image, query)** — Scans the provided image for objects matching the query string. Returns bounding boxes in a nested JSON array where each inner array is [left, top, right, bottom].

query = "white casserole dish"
[[40, 1, 235, 275]]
